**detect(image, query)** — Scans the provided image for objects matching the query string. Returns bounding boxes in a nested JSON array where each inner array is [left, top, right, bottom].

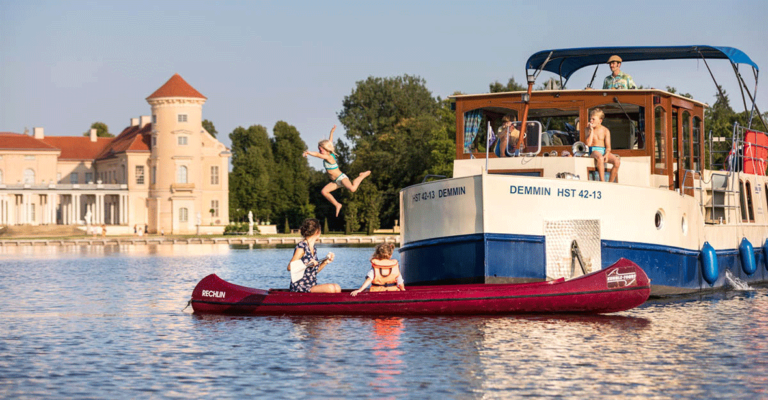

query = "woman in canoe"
[[350, 243, 405, 296], [287, 218, 341, 293]]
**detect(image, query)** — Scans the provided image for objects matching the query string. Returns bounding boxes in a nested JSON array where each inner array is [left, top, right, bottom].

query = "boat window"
[[526, 108, 580, 147], [682, 111, 691, 170], [745, 181, 755, 222], [693, 116, 702, 171], [739, 180, 748, 222], [672, 110, 678, 160], [654, 106, 666, 172], [463, 107, 518, 154], [588, 103, 645, 150]]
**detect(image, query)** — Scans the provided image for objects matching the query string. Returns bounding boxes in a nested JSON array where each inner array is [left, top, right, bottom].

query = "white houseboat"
[[399, 46, 767, 296]]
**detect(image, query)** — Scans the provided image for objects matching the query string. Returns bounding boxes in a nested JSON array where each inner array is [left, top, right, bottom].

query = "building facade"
[[0, 74, 230, 234]]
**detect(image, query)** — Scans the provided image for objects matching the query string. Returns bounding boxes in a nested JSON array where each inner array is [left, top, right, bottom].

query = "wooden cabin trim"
[[453, 90, 708, 173]]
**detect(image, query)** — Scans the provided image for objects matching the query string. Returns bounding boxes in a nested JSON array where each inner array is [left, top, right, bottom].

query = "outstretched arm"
[[351, 277, 373, 296], [303, 150, 334, 163], [328, 125, 336, 143]]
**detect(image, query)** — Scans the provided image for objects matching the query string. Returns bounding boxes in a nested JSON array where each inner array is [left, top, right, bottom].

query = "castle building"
[[0, 74, 230, 234]]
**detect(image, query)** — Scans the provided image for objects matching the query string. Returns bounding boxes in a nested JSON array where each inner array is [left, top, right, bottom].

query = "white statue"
[[196, 212, 201, 226], [248, 211, 254, 224], [84, 210, 92, 226]]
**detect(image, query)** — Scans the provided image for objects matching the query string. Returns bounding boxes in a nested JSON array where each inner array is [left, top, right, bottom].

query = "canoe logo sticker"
[[606, 268, 637, 288], [201, 290, 226, 298]]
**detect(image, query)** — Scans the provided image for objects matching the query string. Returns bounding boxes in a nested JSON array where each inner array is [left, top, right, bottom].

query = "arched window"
[[24, 169, 35, 184], [654, 106, 666, 172], [179, 207, 188, 222], [745, 181, 755, 222], [177, 166, 188, 183], [692, 116, 702, 171], [588, 103, 646, 150], [739, 180, 748, 222], [682, 111, 691, 170]]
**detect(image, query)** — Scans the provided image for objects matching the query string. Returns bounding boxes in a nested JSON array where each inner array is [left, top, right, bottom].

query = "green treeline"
[[228, 74, 455, 233], [228, 75, 767, 233]]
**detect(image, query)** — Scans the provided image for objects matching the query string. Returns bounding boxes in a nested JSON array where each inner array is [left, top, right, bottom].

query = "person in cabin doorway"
[[303, 125, 371, 217], [351, 243, 405, 296], [287, 218, 341, 293], [603, 55, 637, 90], [586, 108, 621, 182], [496, 115, 520, 157]]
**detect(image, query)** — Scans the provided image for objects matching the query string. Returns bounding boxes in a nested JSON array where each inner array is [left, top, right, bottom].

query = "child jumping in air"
[[303, 125, 371, 217], [351, 243, 405, 296]]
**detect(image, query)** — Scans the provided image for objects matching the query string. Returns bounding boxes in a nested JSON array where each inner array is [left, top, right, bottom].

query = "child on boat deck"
[[351, 243, 405, 296], [585, 108, 621, 182], [303, 125, 371, 217]]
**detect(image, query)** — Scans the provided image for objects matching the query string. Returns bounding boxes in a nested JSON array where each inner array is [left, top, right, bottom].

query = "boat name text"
[[509, 186, 602, 199], [202, 290, 226, 298], [412, 186, 466, 203]]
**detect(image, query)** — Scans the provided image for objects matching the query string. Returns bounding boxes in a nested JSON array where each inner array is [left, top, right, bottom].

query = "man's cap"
[[607, 55, 622, 64]]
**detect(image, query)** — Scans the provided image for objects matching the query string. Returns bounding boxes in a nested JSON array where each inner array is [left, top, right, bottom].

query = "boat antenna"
[[698, 51, 728, 106], [587, 64, 600, 89], [698, 50, 767, 130], [731, 63, 767, 130]]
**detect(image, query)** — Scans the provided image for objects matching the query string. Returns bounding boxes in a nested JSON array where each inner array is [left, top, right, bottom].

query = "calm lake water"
[[1, 244, 767, 399]]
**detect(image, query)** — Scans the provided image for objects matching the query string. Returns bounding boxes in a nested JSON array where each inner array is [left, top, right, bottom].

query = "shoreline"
[[0, 235, 399, 247]]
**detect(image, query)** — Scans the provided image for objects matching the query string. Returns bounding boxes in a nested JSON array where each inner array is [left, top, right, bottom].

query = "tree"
[[665, 86, 693, 99], [229, 125, 274, 222], [346, 183, 382, 235], [270, 121, 313, 228], [83, 122, 113, 138], [202, 119, 217, 138], [338, 74, 454, 228], [489, 77, 526, 93]]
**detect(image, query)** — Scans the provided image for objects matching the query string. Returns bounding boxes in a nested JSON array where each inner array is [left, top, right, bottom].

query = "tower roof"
[[146, 73, 206, 100]]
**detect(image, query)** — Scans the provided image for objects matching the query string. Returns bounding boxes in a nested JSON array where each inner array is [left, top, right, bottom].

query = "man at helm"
[[603, 55, 637, 90]]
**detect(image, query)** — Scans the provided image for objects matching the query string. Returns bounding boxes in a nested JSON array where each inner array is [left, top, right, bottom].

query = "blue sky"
[[2, 0, 767, 170]]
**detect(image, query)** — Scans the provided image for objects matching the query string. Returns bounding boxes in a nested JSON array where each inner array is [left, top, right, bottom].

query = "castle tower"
[[146, 74, 229, 234]]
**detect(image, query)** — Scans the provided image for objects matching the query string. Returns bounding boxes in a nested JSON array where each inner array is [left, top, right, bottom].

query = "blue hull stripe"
[[401, 234, 767, 291]]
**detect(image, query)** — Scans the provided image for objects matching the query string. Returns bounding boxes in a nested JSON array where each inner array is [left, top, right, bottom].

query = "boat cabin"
[[449, 46, 768, 227], [452, 88, 706, 193]]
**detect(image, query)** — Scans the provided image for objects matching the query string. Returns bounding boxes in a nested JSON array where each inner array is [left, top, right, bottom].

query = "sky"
[[2, 0, 767, 170]]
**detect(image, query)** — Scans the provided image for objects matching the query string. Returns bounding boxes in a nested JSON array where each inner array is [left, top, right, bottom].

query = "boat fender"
[[701, 242, 718, 285], [739, 238, 756, 275], [764, 239, 768, 271]]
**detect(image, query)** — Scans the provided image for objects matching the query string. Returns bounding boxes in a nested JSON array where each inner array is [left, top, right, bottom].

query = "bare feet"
[[359, 171, 371, 178], [335, 203, 343, 217]]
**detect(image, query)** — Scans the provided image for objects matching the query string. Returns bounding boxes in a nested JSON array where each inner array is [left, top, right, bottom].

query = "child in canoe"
[[302, 125, 371, 217], [351, 243, 405, 296]]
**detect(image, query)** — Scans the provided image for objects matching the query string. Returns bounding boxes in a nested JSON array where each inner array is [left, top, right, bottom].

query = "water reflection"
[[1, 245, 767, 398]]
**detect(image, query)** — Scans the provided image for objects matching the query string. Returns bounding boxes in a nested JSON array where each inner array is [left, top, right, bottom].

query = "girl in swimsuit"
[[303, 125, 371, 217]]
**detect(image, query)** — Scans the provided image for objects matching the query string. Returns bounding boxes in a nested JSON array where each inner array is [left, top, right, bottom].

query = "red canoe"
[[190, 258, 650, 315]]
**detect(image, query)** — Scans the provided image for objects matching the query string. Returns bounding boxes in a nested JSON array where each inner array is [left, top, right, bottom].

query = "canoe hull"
[[190, 258, 650, 315]]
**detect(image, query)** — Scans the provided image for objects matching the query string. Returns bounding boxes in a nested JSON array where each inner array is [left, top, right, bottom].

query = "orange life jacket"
[[370, 259, 401, 292]]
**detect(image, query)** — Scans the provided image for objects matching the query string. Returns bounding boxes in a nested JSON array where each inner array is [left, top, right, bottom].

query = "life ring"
[[701, 242, 718, 285], [740, 238, 756, 275]]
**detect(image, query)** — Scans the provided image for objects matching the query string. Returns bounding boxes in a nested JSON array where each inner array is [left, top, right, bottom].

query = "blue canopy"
[[526, 46, 758, 81]]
